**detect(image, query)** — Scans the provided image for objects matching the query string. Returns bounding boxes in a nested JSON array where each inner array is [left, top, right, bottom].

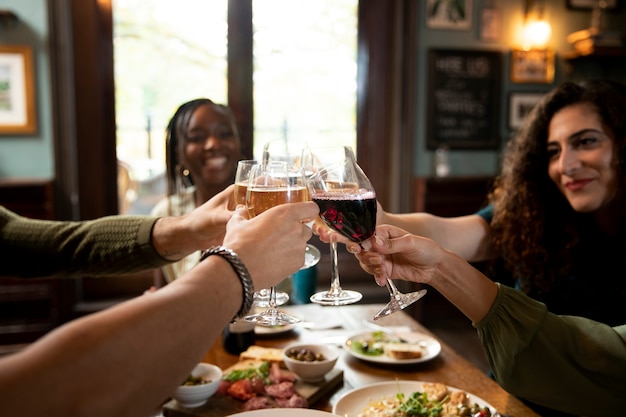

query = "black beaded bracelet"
[[200, 246, 255, 322]]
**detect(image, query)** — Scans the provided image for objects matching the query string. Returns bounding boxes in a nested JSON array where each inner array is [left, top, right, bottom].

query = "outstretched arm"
[[377, 204, 494, 263], [0, 185, 236, 278], [354, 223, 626, 416], [355, 224, 497, 323], [314, 201, 494, 263], [151, 184, 236, 260], [0, 201, 319, 417]]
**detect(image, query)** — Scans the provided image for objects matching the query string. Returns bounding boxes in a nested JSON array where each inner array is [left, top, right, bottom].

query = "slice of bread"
[[384, 343, 424, 360], [239, 345, 285, 365], [422, 382, 449, 402]]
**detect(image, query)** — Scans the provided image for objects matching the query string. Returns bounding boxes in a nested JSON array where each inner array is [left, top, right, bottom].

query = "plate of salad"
[[332, 380, 497, 417], [344, 331, 441, 364]]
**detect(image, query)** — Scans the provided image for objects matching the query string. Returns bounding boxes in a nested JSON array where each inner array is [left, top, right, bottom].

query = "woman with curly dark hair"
[[330, 79, 626, 417], [486, 79, 626, 326], [371, 79, 626, 327]]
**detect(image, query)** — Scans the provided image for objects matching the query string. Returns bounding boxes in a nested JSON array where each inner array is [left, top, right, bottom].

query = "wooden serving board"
[[162, 364, 343, 417]]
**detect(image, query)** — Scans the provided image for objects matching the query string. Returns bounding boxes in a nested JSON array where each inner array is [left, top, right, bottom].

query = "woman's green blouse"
[[476, 283, 626, 417], [0, 206, 169, 278]]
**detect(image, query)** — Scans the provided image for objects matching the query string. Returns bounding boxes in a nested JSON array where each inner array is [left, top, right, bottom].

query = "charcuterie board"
[[162, 361, 343, 417]]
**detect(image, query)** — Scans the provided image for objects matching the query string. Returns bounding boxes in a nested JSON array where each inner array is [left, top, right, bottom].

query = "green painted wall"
[[0, 0, 53, 178], [414, 0, 626, 176]]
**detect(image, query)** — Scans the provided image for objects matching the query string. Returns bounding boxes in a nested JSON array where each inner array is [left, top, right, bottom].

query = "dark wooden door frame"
[[49, 0, 118, 222], [357, 0, 417, 212]]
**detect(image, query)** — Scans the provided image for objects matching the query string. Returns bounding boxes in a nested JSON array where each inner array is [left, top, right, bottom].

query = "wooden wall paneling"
[[0, 179, 60, 344]]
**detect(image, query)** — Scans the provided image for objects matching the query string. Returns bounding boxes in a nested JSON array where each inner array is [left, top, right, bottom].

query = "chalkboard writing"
[[427, 49, 501, 150]]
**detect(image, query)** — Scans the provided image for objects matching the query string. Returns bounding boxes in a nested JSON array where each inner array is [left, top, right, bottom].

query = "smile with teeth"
[[204, 156, 228, 168]]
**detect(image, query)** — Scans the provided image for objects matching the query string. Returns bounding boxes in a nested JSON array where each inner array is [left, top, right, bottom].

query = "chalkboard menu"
[[427, 49, 501, 150]]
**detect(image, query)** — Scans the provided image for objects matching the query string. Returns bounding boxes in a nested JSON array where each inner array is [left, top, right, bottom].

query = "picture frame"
[[510, 49, 555, 84], [426, 0, 472, 30], [508, 92, 544, 130], [566, 0, 618, 10], [0, 45, 37, 134], [480, 7, 501, 41]]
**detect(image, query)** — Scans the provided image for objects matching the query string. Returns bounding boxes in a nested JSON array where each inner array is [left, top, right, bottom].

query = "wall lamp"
[[520, 0, 551, 50], [510, 0, 554, 84]]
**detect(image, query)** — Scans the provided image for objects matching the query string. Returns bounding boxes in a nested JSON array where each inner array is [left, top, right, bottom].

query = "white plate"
[[227, 409, 337, 416], [344, 331, 441, 364], [333, 380, 497, 416], [254, 323, 297, 335]]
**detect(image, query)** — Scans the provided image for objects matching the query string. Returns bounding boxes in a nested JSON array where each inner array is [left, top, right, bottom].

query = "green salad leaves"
[[222, 361, 270, 383], [395, 391, 445, 417]]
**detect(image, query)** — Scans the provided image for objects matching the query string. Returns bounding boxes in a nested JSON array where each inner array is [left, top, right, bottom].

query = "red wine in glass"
[[314, 194, 377, 244]]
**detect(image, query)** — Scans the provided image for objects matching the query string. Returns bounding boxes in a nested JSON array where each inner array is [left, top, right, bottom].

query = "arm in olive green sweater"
[[0, 185, 236, 277]]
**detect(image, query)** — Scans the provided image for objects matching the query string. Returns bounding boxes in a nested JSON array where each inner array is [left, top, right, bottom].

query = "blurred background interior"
[[1, 0, 625, 370]]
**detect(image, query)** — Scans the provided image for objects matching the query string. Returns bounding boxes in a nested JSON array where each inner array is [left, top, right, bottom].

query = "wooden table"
[[163, 303, 539, 416]]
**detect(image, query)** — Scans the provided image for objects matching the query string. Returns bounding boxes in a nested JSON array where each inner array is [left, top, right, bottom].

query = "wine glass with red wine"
[[304, 146, 366, 305], [306, 146, 427, 318]]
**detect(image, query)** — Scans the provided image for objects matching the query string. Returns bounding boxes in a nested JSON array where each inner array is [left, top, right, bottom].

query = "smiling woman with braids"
[[151, 98, 245, 283]]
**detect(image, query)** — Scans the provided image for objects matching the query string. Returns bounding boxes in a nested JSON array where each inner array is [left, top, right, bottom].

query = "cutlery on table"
[[361, 319, 428, 347]]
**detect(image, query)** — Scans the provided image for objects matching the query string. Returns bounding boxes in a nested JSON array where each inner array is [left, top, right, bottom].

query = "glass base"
[[374, 289, 427, 320], [310, 289, 363, 306], [243, 308, 301, 327], [302, 244, 321, 269]]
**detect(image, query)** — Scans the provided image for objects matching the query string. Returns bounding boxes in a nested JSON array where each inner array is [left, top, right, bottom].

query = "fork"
[[361, 319, 423, 345]]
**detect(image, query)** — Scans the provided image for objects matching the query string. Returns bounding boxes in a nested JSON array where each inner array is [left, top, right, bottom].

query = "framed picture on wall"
[[426, 0, 472, 30], [0, 45, 37, 135], [510, 49, 555, 84], [508, 92, 544, 130]]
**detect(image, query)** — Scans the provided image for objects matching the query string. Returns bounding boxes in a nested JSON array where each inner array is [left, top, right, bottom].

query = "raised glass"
[[243, 161, 308, 326]]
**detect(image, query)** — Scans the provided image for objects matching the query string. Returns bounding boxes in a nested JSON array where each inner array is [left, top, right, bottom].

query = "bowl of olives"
[[172, 362, 222, 408], [282, 342, 339, 383]]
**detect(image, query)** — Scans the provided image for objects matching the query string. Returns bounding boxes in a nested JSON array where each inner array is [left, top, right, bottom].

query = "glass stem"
[[386, 279, 401, 300], [268, 286, 278, 309], [328, 241, 343, 296]]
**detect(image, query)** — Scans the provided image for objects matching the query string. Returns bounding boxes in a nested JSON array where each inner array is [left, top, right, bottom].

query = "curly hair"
[[487, 80, 626, 294]]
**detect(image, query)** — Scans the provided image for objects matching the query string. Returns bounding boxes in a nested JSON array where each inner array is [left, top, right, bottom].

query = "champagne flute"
[[234, 159, 257, 206], [259, 140, 322, 270], [304, 146, 364, 305], [234, 159, 290, 307], [243, 161, 308, 326]]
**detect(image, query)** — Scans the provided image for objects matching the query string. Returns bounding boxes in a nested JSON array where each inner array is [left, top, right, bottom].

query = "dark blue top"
[[476, 205, 625, 326]]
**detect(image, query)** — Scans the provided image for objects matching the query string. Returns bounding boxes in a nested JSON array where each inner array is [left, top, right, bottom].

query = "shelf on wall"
[[562, 46, 626, 61]]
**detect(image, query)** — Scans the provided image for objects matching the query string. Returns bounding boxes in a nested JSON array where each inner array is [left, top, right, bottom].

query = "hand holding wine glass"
[[235, 159, 293, 307], [259, 140, 321, 271], [243, 161, 309, 326], [307, 146, 427, 318]]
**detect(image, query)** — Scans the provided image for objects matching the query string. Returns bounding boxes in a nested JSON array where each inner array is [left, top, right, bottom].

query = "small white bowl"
[[172, 362, 222, 408], [282, 342, 339, 383]]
